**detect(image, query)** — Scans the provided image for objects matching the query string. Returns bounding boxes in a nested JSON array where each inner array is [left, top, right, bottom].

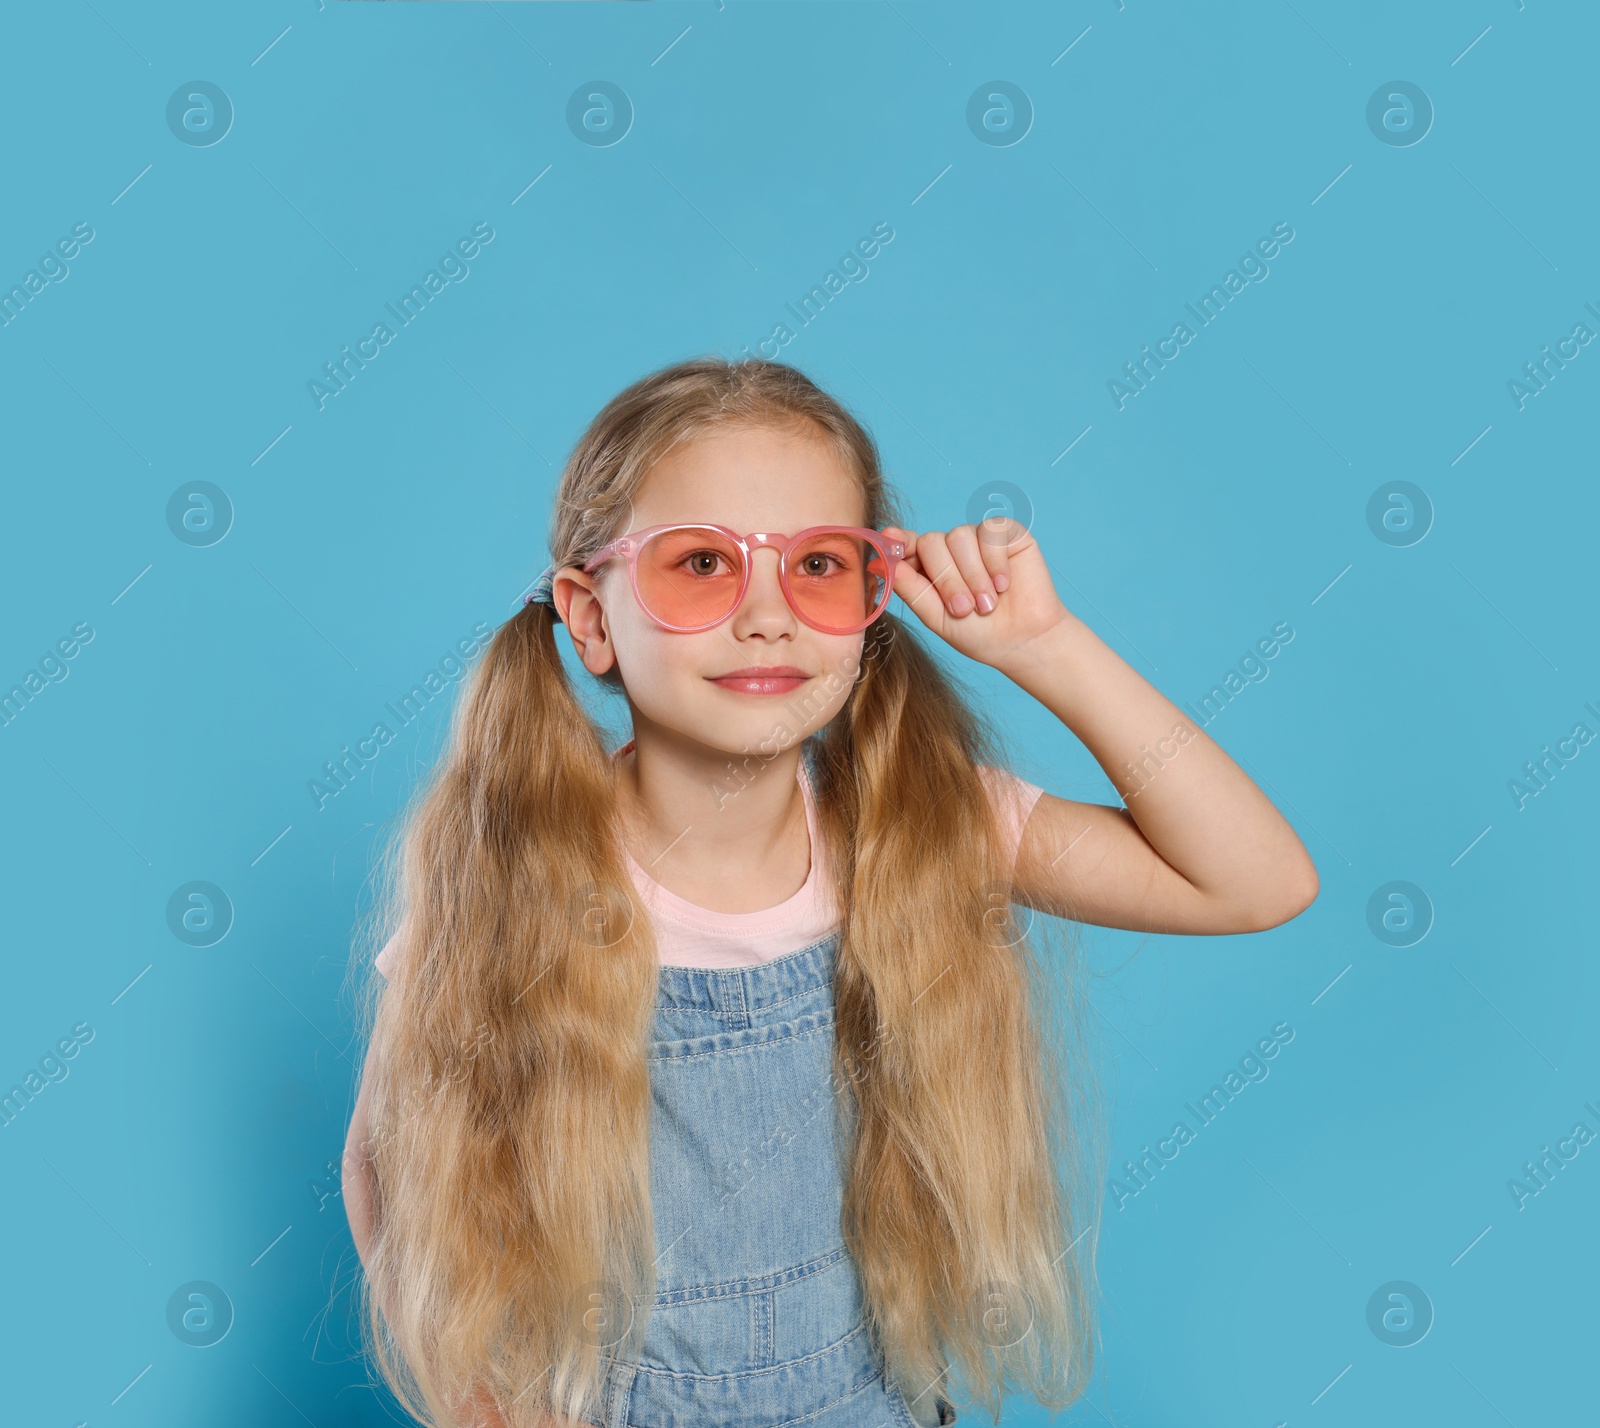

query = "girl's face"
[[559, 422, 871, 759]]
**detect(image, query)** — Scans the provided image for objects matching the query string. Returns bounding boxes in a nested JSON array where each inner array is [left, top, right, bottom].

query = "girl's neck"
[[614, 732, 813, 915]]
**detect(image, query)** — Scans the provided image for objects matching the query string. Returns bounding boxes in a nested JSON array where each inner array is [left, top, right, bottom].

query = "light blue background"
[[2, 2, 1595, 1424]]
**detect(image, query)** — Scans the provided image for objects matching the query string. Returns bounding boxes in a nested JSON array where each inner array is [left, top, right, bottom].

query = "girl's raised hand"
[[882, 518, 1070, 669]]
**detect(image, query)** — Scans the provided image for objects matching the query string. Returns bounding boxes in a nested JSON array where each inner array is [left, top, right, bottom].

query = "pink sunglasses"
[[583, 523, 906, 634]]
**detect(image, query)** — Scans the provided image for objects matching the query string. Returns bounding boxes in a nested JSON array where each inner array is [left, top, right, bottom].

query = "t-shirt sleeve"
[[978, 765, 1047, 871], [374, 925, 404, 980]]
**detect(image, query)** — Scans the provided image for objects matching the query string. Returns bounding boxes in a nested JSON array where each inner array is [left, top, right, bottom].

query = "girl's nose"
[[734, 549, 794, 625]]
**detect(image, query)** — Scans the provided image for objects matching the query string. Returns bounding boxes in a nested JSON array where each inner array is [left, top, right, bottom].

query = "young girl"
[[343, 357, 1318, 1428]]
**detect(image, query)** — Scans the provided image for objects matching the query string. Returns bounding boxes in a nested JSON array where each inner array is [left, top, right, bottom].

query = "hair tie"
[[522, 565, 558, 611]]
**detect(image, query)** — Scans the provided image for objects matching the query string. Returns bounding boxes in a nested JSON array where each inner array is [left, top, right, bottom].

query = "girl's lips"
[[707, 671, 810, 696]]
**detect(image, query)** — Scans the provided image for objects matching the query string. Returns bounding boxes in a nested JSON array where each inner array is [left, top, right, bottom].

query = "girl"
[[343, 357, 1318, 1428]]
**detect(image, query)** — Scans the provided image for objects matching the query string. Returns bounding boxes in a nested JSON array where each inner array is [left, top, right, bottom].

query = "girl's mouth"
[[707, 666, 810, 696]]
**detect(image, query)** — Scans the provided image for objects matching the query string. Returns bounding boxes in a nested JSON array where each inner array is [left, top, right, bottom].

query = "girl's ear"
[[555, 568, 616, 676]]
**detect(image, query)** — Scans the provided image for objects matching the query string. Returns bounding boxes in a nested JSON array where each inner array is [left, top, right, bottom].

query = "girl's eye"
[[796, 553, 848, 578], [680, 550, 733, 577]]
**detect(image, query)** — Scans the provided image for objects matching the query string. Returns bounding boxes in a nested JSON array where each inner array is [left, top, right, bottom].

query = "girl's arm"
[[884, 522, 1319, 936], [998, 610, 1318, 933], [343, 1042, 383, 1292]]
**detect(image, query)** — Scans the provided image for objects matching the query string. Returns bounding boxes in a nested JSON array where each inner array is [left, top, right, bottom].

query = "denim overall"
[[586, 745, 958, 1426]]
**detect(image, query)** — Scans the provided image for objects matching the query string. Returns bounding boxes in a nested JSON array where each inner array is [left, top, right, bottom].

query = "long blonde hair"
[[353, 356, 1105, 1426]]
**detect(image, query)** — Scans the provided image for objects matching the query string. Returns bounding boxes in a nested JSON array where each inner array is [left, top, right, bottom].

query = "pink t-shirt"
[[375, 741, 1045, 975]]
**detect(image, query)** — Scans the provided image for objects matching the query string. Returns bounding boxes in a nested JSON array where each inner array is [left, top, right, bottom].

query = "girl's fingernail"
[[993, 573, 1009, 593], [951, 594, 972, 616], [976, 593, 996, 614]]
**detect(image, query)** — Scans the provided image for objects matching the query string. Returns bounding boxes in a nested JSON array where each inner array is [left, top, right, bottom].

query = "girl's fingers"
[[882, 528, 945, 626], [975, 514, 1021, 593], [942, 525, 999, 615], [881, 522, 1025, 624], [913, 530, 977, 617]]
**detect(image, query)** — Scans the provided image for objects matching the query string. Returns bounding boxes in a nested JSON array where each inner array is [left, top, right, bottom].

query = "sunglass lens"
[[787, 530, 888, 631], [637, 527, 745, 628]]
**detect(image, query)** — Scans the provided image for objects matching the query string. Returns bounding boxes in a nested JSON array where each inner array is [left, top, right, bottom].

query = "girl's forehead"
[[631, 428, 866, 529]]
